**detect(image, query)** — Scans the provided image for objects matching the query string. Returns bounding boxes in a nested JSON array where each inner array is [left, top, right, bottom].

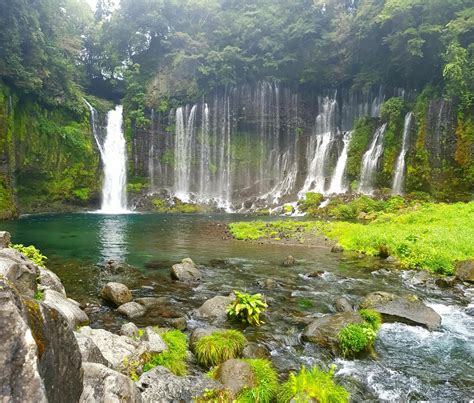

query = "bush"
[[12, 244, 47, 267], [298, 192, 323, 216], [142, 329, 188, 375], [359, 309, 382, 331], [278, 366, 350, 403], [227, 291, 268, 326], [238, 359, 279, 403], [338, 323, 377, 358], [194, 330, 247, 368]]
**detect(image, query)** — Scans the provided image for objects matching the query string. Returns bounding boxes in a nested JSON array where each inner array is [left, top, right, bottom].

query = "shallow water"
[[2, 213, 473, 401]]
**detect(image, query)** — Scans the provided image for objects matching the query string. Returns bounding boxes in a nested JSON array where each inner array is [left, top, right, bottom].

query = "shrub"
[[238, 359, 279, 403], [194, 330, 247, 368], [227, 291, 268, 326], [338, 323, 377, 358], [298, 192, 323, 216], [194, 388, 233, 402], [142, 329, 188, 375], [278, 366, 350, 403], [12, 244, 47, 267], [358, 309, 382, 331]]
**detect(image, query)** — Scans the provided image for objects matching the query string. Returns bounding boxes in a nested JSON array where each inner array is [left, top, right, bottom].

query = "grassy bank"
[[229, 202, 474, 275]]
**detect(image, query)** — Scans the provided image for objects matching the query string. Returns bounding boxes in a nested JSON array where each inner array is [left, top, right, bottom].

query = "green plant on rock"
[[194, 388, 233, 403], [12, 244, 47, 267], [34, 290, 44, 301], [278, 366, 350, 403], [227, 291, 268, 326], [195, 329, 247, 368], [298, 192, 323, 216], [338, 323, 377, 358], [142, 329, 188, 376], [358, 309, 382, 331], [238, 359, 279, 403]]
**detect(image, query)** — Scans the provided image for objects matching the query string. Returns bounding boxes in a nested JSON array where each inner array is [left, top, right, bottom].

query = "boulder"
[[435, 276, 457, 288], [170, 259, 202, 282], [360, 291, 441, 330], [242, 343, 269, 359], [74, 332, 110, 367], [214, 359, 255, 397], [0, 231, 11, 248], [135, 296, 167, 309], [141, 327, 168, 354], [331, 245, 344, 253], [0, 252, 37, 297], [302, 311, 364, 353], [117, 302, 146, 319], [120, 322, 139, 338], [455, 260, 474, 283], [282, 255, 296, 266], [195, 295, 235, 320], [77, 327, 140, 371], [100, 282, 133, 306], [43, 289, 89, 328], [335, 297, 352, 313], [37, 267, 66, 296], [80, 363, 142, 403], [136, 366, 222, 402]]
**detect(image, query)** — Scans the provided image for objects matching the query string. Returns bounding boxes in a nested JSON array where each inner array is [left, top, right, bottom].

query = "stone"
[[136, 366, 222, 402], [167, 317, 187, 330], [142, 327, 168, 354], [0, 253, 37, 297], [77, 327, 140, 371], [335, 297, 352, 313], [256, 278, 278, 289], [215, 359, 255, 397], [0, 231, 11, 248], [306, 271, 325, 278], [74, 332, 110, 367], [282, 255, 296, 266], [195, 295, 235, 320], [80, 363, 142, 403], [385, 256, 398, 264], [435, 276, 457, 288], [242, 343, 269, 359], [170, 259, 202, 282], [302, 311, 364, 353], [43, 289, 89, 328], [360, 291, 441, 330], [117, 302, 146, 319], [135, 296, 167, 309], [38, 267, 66, 296], [100, 282, 133, 306], [120, 322, 139, 338], [331, 245, 344, 253], [455, 260, 474, 283]]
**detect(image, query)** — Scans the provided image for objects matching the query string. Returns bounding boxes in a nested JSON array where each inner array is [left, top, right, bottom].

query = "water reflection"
[[98, 215, 128, 262]]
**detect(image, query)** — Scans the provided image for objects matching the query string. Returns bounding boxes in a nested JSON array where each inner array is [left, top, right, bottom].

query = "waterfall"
[[299, 96, 338, 196], [392, 112, 413, 195], [100, 105, 128, 213], [358, 123, 387, 194], [83, 99, 104, 156], [148, 108, 155, 192], [328, 131, 352, 194]]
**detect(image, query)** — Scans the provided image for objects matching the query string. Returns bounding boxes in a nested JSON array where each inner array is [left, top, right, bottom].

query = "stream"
[[2, 212, 473, 401]]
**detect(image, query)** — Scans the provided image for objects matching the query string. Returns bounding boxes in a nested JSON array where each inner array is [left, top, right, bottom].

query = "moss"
[[152, 197, 207, 214], [23, 298, 46, 357], [194, 388, 233, 402], [194, 329, 247, 368], [297, 192, 323, 216], [229, 220, 322, 242], [358, 309, 382, 331], [346, 117, 377, 180], [278, 366, 350, 403]]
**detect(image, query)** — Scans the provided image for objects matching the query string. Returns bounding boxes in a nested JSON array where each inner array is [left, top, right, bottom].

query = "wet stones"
[[195, 295, 235, 320], [100, 282, 133, 307], [42, 289, 89, 328], [282, 255, 296, 267], [116, 301, 146, 319], [214, 359, 255, 397], [170, 258, 202, 282], [120, 322, 139, 338], [335, 297, 353, 312], [455, 260, 474, 283]]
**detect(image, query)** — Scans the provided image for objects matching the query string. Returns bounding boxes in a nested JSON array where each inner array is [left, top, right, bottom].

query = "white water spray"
[[358, 123, 387, 194], [328, 131, 352, 194], [392, 112, 413, 195]]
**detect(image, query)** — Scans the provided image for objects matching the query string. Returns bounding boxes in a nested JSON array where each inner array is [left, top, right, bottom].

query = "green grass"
[[238, 359, 279, 403], [228, 221, 322, 241], [278, 366, 350, 403], [338, 323, 377, 358], [324, 202, 474, 274], [142, 329, 188, 375], [194, 329, 247, 368]]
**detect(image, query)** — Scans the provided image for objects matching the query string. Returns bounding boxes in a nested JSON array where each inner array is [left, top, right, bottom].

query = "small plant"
[[358, 309, 382, 331], [338, 323, 377, 358], [194, 388, 233, 403], [278, 366, 350, 403], [227, 291, 268, 326], [34, 290, 44, 301], [12, 244, 47, 267], [194, 329, 247, 368], [238, 359, 279, 403], [142, 329, 188, 375]]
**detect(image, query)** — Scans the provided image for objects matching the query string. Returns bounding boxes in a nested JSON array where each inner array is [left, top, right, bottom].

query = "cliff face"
[[0, 83, 102, 217]]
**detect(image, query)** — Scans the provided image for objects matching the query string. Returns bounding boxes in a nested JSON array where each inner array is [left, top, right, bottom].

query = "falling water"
[[148, 109, 155, 192], [392, 112, 413, 195], [100, 105, 128, 213], [83, 99, 104, 156], [358, 123, 387, 194], [328, 131, 352, 194]]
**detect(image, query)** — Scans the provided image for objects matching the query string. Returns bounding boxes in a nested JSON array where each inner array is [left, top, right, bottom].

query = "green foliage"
[[338, 323, 377, 358], [142, 330, 188, 376], [152, 197, 207, 214], [347, 118, 376, 179], [229, 221, 322, 241], [227, 291, 268, 326], [238, 359, 279, 403], [381, 98, 405, 123], [34, 290, 45, 301], [278, 366, 350, 403], [298, 192, 323, 216], [127, 183, 146, 193], [12, 244, 47, 267], [194, 388, 233, 403], [358, 309, 382, 331], [194, 330, 247, 368]]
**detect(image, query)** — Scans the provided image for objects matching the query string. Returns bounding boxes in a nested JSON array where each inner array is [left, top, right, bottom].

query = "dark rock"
[[120, 322, 139, 338], [136, 366, 222, 402], [331, 245, 344, 253], [282, 255, 296, 266], [43, 289, 89, 328], [435, 276, 457, 289], [215, 359, 255, 397], [116, 302, 146, 319], [100, 282, 133, 306], [335, 297, 352, 312], [306, 271, 325, 278], [0, 231, 11, 248], [195, 295, 235, 320], [170, 258, 202, 282], [360, 291, 441, 330], [242, 343, 269, 359], [455, 260, 474, 283], [80, 363, 142, 403], [74, 332, 110, 367], [302, 311, 364, 353]]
